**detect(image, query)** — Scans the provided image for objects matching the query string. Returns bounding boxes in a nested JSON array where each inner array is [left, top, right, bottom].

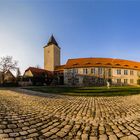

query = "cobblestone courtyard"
[[0, 89, 140, 140]]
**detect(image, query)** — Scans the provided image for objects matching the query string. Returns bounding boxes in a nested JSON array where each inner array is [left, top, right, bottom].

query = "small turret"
[[47, 35, 58, 46]]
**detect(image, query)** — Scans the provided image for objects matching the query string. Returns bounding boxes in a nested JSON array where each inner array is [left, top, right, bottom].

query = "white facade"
[[64, 67, 140, 86], [112, 68, 138, 85]]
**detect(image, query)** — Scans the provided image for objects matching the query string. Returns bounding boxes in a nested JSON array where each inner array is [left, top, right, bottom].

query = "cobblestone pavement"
[[0, 89, 140, 140]]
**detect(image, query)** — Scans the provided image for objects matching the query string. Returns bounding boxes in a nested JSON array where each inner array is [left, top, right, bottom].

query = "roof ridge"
[[65, 57, 140, 70], [26, 67, 49, 72], [67, 57, 140, 63]]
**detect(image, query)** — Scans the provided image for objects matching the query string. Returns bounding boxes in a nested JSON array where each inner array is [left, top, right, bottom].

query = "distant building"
[[23, 67, 53, 85], [24, 35, 140, 86], [0, 70, 16, 85]]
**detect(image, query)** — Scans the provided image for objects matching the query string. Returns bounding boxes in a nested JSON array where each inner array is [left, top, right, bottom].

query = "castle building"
[[63, 58, 140, 86], [44, 35, 140, 86], [25, 35, 140, 86]]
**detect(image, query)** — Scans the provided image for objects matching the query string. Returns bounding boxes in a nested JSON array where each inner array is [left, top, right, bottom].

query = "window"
[[98, 78, 104, 84], [73, 68, 78, 74], [130, 79, 134, 84], [117, 79, 121, 83], [117, 69, 121, 75], [98, 67, 102, 75], [75, 78, 79, 83], [68, 78, 71, 83], [67, 69, 72, 73], [91, 68, 96, 74], [124, 70, 128, 75], [91, 68, 93, 74], [108, 69, 111, 77], [130, 70, 134, 75], [83, 68, 88, 74], [124, 79, 128, 84], [137, 71, 140, 76]]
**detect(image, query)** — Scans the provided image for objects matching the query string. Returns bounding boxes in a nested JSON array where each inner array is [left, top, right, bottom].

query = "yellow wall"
[[24, 70, 33, 77], [44, 44, 60, 71]]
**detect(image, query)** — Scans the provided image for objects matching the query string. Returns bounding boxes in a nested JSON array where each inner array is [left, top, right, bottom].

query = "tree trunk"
[[1, 72, 5, 85]]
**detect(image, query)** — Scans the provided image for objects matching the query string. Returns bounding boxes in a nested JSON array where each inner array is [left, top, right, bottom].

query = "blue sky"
[[0, 0, 140, 73]]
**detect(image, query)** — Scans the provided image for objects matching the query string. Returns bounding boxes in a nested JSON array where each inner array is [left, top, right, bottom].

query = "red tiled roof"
[[64, 58, 140, 70], [25, 67, 52, 77], [55, 65, 65, 71]]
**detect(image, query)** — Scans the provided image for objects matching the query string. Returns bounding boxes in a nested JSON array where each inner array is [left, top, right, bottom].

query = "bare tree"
[[0, 56, 18, 84]]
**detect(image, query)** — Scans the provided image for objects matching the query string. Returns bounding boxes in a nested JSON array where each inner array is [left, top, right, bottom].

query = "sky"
[[0, 0, 140, 74]]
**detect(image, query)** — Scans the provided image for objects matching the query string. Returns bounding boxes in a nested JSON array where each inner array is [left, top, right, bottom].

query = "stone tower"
[[44, 35, 60, 71]]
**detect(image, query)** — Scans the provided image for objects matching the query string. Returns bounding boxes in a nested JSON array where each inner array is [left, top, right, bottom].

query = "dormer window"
[[134, 66, 138, 68], [124, 65, 129, 67], [115, 64, 121, 66], [73, 63, 78, 66], [96, 62, 101, 65], [85, 62, 91, 65], [106, 63, 111, 65]]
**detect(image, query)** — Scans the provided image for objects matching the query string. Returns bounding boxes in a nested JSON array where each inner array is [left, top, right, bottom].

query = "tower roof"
[[47, 35, 58, 46]]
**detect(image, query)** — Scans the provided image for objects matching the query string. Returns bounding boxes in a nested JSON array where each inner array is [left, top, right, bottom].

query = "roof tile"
[[64, 58, 140, 70]]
